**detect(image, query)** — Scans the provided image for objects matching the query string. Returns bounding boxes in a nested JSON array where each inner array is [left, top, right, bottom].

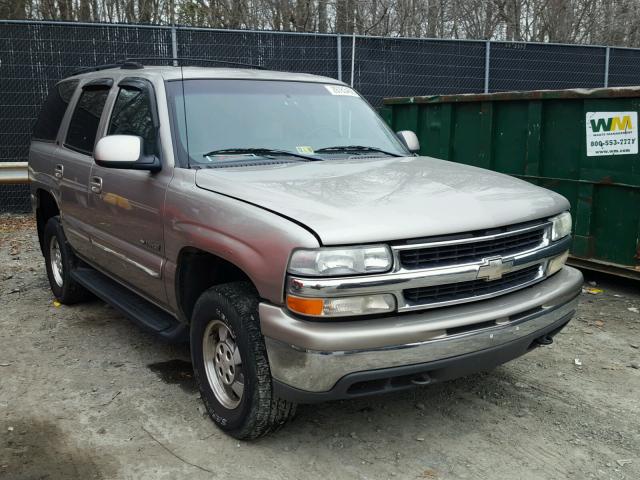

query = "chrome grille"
[[403, 265, 541, 306], [399, 227, 545, 270], [287, 219, 568, 315]]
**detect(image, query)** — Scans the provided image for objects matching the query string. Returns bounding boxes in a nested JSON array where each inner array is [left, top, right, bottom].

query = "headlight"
[[549, 212, 572, 241], [547, 251, 569, 275], [288, 245, 392, 276], [286, 294, 396, 317]]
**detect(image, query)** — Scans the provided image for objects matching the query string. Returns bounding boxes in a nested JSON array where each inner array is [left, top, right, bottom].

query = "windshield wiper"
[[314, 145, 402, 157], [203, 148, 320, 162]]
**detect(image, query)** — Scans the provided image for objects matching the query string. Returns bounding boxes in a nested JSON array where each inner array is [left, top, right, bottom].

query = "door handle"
[[54, 164, 64, 179], [89, 176, 103, 194]]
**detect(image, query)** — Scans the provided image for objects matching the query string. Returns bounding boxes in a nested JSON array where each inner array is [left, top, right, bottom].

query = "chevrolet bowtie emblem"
[[477, 257, 514, 281]]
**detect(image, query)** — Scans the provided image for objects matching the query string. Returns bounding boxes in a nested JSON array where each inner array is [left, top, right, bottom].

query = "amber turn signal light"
[[286, 295, 324, 316]]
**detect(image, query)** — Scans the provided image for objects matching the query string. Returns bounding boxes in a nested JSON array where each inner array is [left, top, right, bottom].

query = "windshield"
[[166, 79, 408, 166]]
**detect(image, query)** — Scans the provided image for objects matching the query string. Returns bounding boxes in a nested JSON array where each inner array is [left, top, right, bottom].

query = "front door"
[[87, 78, 170, 305]]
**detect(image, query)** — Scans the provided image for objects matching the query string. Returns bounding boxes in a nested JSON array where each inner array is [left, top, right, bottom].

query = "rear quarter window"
[[32, 80, 79, 142]]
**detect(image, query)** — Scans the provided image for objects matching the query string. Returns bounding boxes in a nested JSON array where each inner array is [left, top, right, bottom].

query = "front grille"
[[403, 265, 541, 305], [399, 228, 544, 270]]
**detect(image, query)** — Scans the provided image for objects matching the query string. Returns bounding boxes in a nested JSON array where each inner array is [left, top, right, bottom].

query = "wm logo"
[[590, 115, 633, 132]]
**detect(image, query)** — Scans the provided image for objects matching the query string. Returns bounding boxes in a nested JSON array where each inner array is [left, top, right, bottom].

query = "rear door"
[[87, 77, 170, 305], [29, 78, 79, 244], [59, 79, 112, 258]]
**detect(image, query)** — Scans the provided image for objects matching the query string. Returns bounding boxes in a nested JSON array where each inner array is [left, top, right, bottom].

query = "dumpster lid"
[[383, 85, 640, 105]]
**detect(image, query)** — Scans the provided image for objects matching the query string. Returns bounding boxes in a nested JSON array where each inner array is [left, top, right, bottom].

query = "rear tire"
[[43, 216, 90, 304], [190, 282, 296, 439]]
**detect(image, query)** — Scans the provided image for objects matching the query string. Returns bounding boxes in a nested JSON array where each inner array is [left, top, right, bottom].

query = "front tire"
[[190, 282, 296, 439], [43, 216, 89, 304]]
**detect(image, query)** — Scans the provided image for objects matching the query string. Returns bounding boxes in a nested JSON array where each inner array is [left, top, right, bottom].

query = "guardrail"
[[0, 162, 29, 185]]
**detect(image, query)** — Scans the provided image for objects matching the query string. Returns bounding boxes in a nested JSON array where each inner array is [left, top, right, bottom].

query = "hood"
[[195, 156, 569, 245]]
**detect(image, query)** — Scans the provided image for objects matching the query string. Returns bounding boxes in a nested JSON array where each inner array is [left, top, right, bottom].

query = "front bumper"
[[260, 266, 583, 401]]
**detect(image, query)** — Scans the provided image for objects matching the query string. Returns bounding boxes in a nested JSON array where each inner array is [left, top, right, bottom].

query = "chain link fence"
[[2, 20, 640, 212], [348, 38, 487, 107], [488, 42, 608, 91]]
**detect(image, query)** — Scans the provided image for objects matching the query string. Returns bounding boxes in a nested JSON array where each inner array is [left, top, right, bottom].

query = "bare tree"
[[4, 0, 640, 47]]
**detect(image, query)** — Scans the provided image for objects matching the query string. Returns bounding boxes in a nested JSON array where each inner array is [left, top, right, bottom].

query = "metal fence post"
[[171, 26, 178, 65], [484, 40, 491, 93], [604, 46, 610, 88], [337, 35, 342, 81], [350, 32, 356, 87]]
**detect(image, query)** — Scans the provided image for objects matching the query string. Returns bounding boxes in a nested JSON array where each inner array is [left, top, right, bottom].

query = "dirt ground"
[[0, 214, 639, 480]]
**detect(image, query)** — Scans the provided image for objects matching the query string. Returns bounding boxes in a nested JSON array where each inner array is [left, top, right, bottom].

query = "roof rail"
[[70, 63, 123, 76], [122, 57, 265, 70], [70, 57, 266, 76]]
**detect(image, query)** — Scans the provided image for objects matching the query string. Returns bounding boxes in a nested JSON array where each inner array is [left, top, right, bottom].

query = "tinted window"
[[32, 80, 78, 142], [65, 86, 110, 154], [108, 87, 156, 155]]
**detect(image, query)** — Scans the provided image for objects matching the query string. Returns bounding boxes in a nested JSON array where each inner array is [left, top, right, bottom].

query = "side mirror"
[[94, 135, 160, 172], [396, 130, 420, 153]]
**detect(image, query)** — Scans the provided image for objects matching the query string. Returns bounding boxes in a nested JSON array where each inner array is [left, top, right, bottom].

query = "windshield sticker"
[[296, 146, 315, 154], [586, 111, 638, 156], [325, 85, 358, 97]]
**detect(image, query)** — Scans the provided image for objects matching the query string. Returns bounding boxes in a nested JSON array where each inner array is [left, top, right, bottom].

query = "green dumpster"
[[383, 87, 640, 280]]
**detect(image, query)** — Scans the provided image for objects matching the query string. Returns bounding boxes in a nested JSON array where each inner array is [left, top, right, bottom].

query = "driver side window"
[[108, 86, 157, 156]]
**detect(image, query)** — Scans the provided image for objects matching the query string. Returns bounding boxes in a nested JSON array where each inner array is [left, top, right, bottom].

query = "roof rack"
[[70, 63, 123, 76], [124, 57, 265, 70], [70, 57, 265, 76]]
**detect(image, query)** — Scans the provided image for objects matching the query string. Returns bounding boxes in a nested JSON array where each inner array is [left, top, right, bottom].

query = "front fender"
[[163, 170, 320, 309]]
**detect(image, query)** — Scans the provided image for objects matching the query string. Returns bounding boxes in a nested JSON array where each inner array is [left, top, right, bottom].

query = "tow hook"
[[411, 373, 432, 385], [535, 334, 554, 346]]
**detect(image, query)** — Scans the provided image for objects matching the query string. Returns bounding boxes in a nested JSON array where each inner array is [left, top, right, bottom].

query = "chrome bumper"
[[260, 266, 583, 393]]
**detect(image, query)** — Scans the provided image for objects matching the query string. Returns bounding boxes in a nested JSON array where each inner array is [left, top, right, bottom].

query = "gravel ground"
[[1, 214, 639, 480]]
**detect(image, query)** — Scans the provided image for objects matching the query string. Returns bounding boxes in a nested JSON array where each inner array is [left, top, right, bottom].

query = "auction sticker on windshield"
[[586, 111, 638, 156], [325, 85, 358, 97]]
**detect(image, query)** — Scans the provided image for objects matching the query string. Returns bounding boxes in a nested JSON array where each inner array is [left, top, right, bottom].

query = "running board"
[[71, 267, 188, 343]]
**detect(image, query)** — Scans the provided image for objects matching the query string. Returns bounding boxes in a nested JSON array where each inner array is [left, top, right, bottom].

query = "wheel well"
[[176, 248, 253, 322], [36, 189, 60, 253]]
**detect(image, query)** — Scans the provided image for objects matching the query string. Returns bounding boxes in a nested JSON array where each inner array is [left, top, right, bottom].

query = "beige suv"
[[29, 61, 582, 439]]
